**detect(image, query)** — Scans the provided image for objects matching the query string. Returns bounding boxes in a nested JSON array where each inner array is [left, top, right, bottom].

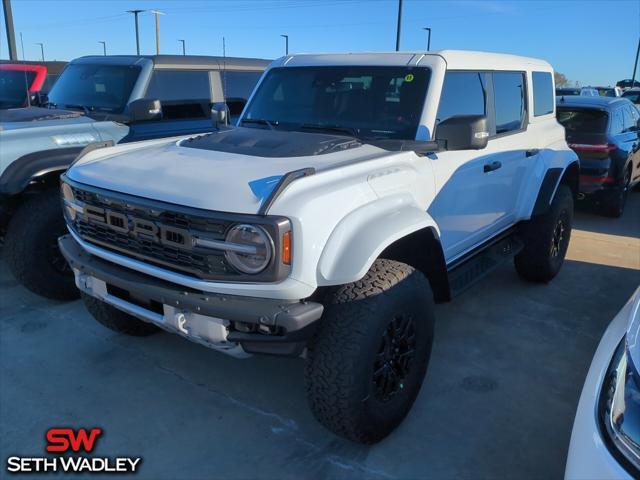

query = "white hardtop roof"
[[275, 49, 552, 71]]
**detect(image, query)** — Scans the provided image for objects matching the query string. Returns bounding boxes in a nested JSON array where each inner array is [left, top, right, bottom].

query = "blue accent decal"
[[248, 175, 282, 204]]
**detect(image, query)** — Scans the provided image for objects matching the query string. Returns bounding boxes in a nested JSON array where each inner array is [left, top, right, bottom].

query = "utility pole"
[[2, 0, 18, 60], [178, 39, 185, 55], [423, 27, 431, 51], [150, 10, 164, 55], [35, 42, 44, 61], [222, 36, 226, 57], [99, 41, 106, 56], [632, 36, 640, 87], [395, 0, 403, 51], [127, 9, 145, 55], [280, 34, 289, 55], [20, 32, 25, 60]]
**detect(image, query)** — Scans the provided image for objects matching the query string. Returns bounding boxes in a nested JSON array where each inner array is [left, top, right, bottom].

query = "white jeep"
[[58, 50, 579, 443]]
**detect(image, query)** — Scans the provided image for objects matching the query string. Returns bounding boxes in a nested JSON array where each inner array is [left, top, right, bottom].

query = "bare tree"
[[554, 71, 568, 87]]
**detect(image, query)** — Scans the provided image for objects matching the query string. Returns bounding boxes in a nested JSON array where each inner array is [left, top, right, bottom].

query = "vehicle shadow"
[[574, 190, 640, 239]]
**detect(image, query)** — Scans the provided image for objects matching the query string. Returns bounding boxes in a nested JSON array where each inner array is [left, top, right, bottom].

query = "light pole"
[[127, 9, 145, 55], [35, 42, 44, 61], [178, 39, 185, 55], [395, 0, 403, 51], [19, 32, 25, 60], [280, 34, 289, 55], [150, 10, 164, 54], [632, 36, 640, 88], [423, 27, 431, 51], [99, 41, 106, 56]]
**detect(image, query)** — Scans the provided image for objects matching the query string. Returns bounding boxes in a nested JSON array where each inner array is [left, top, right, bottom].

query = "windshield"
[[557, 108, 608, 134], [556, 88, 580, 96], [597, 88, 616, 97], [242, 66, 430, 140], [47, 64, 141, 114], [0, 70, 36, 108]]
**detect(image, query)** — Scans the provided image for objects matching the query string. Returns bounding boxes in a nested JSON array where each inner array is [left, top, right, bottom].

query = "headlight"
[[600, 292, 640, 473], [224, 224, 273, 274], [60, 181, 77, 221]]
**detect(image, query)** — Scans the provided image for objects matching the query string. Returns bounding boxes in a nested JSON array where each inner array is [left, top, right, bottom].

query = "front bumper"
[[59, 234, 324, 357], [564, 293, 637, 480]]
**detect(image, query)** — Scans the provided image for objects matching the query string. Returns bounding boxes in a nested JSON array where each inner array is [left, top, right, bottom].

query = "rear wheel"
[[4, 189, 78, 300], [602, 166, 631, 218], [304, 259, 435, 444], [515, 185, 573, 283], [82, 293, 160, 336]]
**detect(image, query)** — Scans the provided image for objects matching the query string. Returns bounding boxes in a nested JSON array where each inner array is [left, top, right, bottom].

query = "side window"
[[532, 71, 553, 116], [436, 71, 488, 124], [220, 71, 264, 116], [493, 72, 526, 134], [610, 108, 624, 135], [622, 105, 638, 132], [145, 70, 211, 120], [146, 70, 211, 101]]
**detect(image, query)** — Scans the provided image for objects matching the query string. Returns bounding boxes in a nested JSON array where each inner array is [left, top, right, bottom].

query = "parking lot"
[[1, 192, 639, 480]]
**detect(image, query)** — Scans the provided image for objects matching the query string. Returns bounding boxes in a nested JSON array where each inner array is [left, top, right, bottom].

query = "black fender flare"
[[532, 162, 579, 216], [0, 141, 114, 196]]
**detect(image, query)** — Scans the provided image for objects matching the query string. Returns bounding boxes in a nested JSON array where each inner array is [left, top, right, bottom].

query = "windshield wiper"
[[241, 118, 276, 130], [300, 123, 359, 138], [64, 104, 93, 115]]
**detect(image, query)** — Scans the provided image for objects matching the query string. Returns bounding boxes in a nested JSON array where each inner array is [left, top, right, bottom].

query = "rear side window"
[[436, 72, 488, 123], [623, 105, 639, 132], [146, 70, 211, 101], [532, 72, 554, 116], [557, 108, 609, 134], [610, 108, 624, 134], [493, 72, 526, 133], [220, 71, 263, 101]]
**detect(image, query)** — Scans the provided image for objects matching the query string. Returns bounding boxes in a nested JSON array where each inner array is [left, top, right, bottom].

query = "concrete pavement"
[[1, 192, 639, 479]]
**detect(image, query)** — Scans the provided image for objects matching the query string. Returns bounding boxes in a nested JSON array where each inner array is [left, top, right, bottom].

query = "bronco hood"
[[0, 106, 93, 131], [67, 127, 392, 214]]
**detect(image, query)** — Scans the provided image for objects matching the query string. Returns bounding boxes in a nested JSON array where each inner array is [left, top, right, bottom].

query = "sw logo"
[[5, 427, 142, 475]]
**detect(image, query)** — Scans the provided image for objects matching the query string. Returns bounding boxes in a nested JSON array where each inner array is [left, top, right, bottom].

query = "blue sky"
[[1, 0, 638, 86]]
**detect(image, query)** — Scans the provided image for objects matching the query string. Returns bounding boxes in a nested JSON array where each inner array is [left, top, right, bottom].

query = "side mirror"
[[436, 115, 489, 150], [128, 98, 162, 122], [211, 102, 229, 128], [30, 91, 48, 107]]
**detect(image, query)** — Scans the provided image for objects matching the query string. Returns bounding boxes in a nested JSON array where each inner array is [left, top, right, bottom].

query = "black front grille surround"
[[62, 176, 292, 283]]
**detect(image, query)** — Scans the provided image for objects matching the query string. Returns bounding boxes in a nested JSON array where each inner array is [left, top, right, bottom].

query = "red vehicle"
[[0, 63, 48, 109]]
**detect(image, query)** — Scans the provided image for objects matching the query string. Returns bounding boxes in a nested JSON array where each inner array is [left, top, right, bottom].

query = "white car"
[[565, 286, 640, 479], [58, 50, 579, 443]]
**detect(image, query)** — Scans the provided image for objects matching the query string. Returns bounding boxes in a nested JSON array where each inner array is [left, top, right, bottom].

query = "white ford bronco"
[[59, 50, 579, 443]]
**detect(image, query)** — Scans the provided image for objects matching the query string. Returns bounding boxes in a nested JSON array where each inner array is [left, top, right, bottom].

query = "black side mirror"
[[436, 115, 489, 150], [31, 92, 48, 107], [211, 102, 229, 128], [128, 98, 162, 122]]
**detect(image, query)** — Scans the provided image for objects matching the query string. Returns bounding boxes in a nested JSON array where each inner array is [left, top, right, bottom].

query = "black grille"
[[70, 186, 239, 280]]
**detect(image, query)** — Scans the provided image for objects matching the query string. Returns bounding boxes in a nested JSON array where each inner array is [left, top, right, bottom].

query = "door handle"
[[483, 161, 502, 173], [526, 149, 539, 157]]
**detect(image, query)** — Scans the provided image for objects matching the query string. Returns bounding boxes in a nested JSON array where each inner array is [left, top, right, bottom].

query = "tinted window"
[[220, 71, 263, 101], [436, 72, 487, 123], [146, 70, 210, 101], [48, 64, 140, 113], [556, 88, 580, 96], [622, 91, 640, 104], [597, 88, 616, 97], [557, 108, 608, 134], [532, 71, 553, 116], [622, 106, 638, 132], [244, 66, 430, 140], [0, 70, 36, 108], [610, 108, 624, 134], [493, 72, 526, 133]]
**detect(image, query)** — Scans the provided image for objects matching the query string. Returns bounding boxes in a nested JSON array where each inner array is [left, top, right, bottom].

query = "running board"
[[447, 234, 523, 298]]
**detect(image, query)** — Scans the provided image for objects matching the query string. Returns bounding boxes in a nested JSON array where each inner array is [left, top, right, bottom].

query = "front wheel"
[[304, 259, 435, 444], [4, 189, 79, 300], [515, 185, 573, 283]]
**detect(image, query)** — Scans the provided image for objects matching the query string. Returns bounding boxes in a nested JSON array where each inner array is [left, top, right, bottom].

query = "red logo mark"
[[46, 428, 103, 453]]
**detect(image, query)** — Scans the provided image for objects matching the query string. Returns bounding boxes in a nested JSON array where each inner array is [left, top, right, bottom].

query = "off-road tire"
[[601, 167, 631, 218], [82, 293, 160, 336], [515, 185, 573, 283], [4, 188, 78, 300], [305, 259, 435, 444]]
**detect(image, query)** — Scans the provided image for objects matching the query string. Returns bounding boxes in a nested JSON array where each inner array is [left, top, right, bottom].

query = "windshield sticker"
[[404, 74, 414, 82]]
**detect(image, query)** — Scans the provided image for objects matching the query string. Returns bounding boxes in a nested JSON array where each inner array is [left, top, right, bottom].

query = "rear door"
[[622, 104, 640, 184]]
